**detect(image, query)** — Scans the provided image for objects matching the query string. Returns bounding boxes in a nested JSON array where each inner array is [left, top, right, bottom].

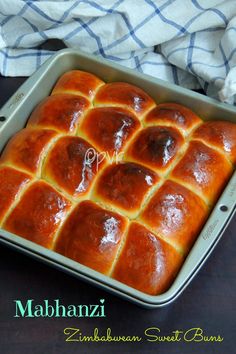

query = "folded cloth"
[[0, 0, 236, 105]]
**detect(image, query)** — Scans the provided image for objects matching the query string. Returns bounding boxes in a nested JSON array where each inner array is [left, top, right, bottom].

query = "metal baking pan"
[[0, 48, 235, 308]]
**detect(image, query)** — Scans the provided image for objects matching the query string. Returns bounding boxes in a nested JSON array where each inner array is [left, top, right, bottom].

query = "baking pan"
[[0, 48, 235, 308]]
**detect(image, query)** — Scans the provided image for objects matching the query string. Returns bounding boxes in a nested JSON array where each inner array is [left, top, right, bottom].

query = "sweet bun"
[[42, 136, 106, 199], [139, 180, 208, 254], [92, 162, 159, 218], [171, 140, 232, 205], [51, 70, 104, 100], [79, 106, 141, 155], [55, 200, 128, 275], [192, 120, 236, 164], [3, 180, 71, 249], [0, 128, 56, 176], [94, 82, 156, 118], [28, 93, 91, 134], [144, 102, 202, 135], [125, 125, 185, 175], [112, 222, 184, 295]]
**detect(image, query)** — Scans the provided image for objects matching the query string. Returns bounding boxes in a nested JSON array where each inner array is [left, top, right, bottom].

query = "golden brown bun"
[[192, 120, 236, 164], [43, 136, 106, 198], [79, 106, 141, 155], [3, 181, 71, 249], [94, 82, 156, 118], [125, 126, 185, 175], [171, 140, 232, 204], [0, 128, 56, 176], [144, 102, 202, 134], [55, 200, 128, 275], [92, 162, 159, 218], [52, 70, 104, 100], [112, 222, 184, 295], [140, 180, 208, 254], [28, 94, 91, 133]]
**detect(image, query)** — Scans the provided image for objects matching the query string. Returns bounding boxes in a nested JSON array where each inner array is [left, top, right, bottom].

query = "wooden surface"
[[0, 76, 235, 354]]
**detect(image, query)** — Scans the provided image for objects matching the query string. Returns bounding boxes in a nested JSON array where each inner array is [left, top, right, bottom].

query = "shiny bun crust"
[[1, 69, 235, 295]]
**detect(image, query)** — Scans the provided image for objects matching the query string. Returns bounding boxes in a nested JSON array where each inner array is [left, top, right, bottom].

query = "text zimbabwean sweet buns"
[[0, 70, 236, 295]]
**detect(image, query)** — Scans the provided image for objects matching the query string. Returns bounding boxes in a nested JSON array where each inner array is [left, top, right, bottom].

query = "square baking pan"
[[0, 48, 235, 308]]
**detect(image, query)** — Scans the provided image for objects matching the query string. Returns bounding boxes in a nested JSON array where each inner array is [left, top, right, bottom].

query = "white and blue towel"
[[0, 0, 236, 104]]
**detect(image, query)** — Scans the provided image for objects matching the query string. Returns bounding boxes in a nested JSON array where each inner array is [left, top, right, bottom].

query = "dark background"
[[0, 74, 235, 354]]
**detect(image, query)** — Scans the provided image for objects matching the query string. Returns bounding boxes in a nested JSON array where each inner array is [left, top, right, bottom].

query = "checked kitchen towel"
[[0, 0, 236, 104]]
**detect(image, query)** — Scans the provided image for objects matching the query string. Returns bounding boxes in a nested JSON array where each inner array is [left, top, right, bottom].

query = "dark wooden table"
[[0, 76, 235, 354]]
